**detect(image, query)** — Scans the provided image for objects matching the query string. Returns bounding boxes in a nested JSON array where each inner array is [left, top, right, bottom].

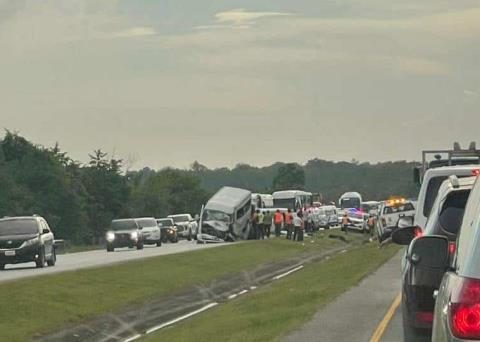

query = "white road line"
[[238, 289, 249, 295], [272, 265, 304, 280], [250, 286, 257, 290], [228, 294, 238, 300], [123, 334, 142, 342], [145, 302, 219, 335]]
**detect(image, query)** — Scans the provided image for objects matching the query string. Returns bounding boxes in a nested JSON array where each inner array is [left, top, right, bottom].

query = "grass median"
[[0, 233, 349, 341], [144, 243, 400, 342]]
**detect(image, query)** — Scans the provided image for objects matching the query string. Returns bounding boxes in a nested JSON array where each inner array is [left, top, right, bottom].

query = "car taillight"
[[449, 242, 456, 255], [472, 169, 480, 177], [414, 226, 423, 238], [450, 276, 480, 339]]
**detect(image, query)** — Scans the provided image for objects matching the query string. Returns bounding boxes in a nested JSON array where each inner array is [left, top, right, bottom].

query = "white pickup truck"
[[168, 214, 198, 240]]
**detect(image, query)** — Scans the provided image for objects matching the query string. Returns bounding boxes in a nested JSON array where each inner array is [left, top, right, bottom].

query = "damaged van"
[[198, 187, 252, 243]]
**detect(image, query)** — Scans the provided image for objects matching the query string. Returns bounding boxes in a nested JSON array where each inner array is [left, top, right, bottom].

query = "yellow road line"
[[370, 293, 401, 342]]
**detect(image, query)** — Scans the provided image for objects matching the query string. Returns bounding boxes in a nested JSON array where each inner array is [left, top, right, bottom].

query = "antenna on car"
[[453, 142, 461, 151], [469, 142, 477, 151]]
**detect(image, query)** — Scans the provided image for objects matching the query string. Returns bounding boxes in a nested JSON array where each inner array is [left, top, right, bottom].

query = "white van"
[[198, 186, 252, 243], [414, 166, 480, 230]]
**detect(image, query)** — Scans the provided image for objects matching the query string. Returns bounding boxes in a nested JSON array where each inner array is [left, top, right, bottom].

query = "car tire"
[[107, 244, 114, 252], [136, 242, 144, 250], [36, 248, 46, 268], [156, 240, 162, 247], [47, 249, 56, 266], [187, 229, 192, 241]]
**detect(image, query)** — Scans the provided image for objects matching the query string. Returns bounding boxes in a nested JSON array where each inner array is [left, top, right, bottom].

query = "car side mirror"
[[408, 235, 449, 268], [138, 227, 143, 230], [42, 228, 50, 235], [392, 226, 416, 245]]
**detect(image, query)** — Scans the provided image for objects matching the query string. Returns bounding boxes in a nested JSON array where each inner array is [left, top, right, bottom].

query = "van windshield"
[[203, 210, 231, 223]]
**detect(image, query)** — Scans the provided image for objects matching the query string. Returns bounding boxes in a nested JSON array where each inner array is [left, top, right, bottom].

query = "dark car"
[[0, 216, 56, 269], [157, 218, 178, 243], [393, 176, 474, 341], [105, 219, 144, 252]]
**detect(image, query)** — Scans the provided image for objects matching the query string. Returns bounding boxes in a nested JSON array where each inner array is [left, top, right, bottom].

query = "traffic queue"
[[386, 142, 480, 342]]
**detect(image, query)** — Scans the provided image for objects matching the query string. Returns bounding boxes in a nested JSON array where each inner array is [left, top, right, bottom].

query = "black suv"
[[106, 219, 144, 252], [0, 216, 56, 270]]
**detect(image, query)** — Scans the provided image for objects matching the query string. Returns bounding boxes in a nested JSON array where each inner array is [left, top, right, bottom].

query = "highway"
[[0, 240, 226, 284], [283, 250, 404, 342]]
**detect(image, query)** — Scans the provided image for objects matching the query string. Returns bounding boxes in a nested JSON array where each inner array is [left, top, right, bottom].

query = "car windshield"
[[0, 219, 38, 236], [171, 215, 190, 223], [383, 203, 415, 214], [136, 218, 157, 228], [157, 219, 173, 227], [438, 190, 471, 235], [111, 220, 137, 231], [423, 176, 448, 218], [202, 210, 231, 223]]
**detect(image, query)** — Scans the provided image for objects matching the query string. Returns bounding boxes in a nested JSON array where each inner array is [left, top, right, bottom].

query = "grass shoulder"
[[0, 234, 347, 341], [144, 243, 400, 342]]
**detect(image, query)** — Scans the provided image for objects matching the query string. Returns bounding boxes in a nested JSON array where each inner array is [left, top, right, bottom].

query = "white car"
[[168, 214, 198, 240], [376, 199, 415, 241], [134, 217, 162, 247]]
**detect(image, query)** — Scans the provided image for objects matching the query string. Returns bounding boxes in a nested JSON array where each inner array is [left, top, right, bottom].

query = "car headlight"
[[130, 231, 139, 240], [21, 237, 39, 248], [106, 232, 115, 242]]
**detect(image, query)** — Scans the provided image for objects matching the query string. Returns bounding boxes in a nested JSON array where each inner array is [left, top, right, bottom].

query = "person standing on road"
[[293, 214, 303, 241], [257, 210, 265, 240], [263, 210, 272, 238], [273, 210, 283, 237], [285, 209, 293, 240], [367, 215, 376, 237], [341, 213, 349, 235]]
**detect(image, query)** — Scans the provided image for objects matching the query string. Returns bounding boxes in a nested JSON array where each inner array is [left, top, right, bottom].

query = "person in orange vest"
[[341, 213, 349, 234], [273, 210, 283, 237], [285, 209, 294, 240]]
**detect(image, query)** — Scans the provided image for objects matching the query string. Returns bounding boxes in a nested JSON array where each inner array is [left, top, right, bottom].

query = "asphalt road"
[[0, 240, 226, 284], [283, 249, 403, 342]]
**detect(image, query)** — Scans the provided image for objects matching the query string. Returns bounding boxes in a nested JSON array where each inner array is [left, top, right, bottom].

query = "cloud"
[[196, 8, 293, 30], [112, 26, 156, 38]]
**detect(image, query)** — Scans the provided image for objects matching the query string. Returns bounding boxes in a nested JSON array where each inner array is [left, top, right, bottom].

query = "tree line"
[[0, 132, 418, 245]]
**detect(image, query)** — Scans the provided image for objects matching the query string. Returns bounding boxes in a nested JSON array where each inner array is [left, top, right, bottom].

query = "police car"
[[376, 198, 416, 241]]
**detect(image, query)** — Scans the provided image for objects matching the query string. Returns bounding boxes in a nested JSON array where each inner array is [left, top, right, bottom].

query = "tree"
[[272, 163, 305, 191]]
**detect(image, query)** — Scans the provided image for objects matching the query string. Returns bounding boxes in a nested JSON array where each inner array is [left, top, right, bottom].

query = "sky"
[[1, 0, 479, 169]]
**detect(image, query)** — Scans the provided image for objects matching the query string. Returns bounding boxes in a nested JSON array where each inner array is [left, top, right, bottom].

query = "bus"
[[272, 190, 312, 211], [338, 192, 363, 210]]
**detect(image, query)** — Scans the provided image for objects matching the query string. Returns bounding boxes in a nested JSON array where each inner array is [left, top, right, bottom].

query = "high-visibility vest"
[[274, 212, 283, 224], [285, 214, 293, 225]]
